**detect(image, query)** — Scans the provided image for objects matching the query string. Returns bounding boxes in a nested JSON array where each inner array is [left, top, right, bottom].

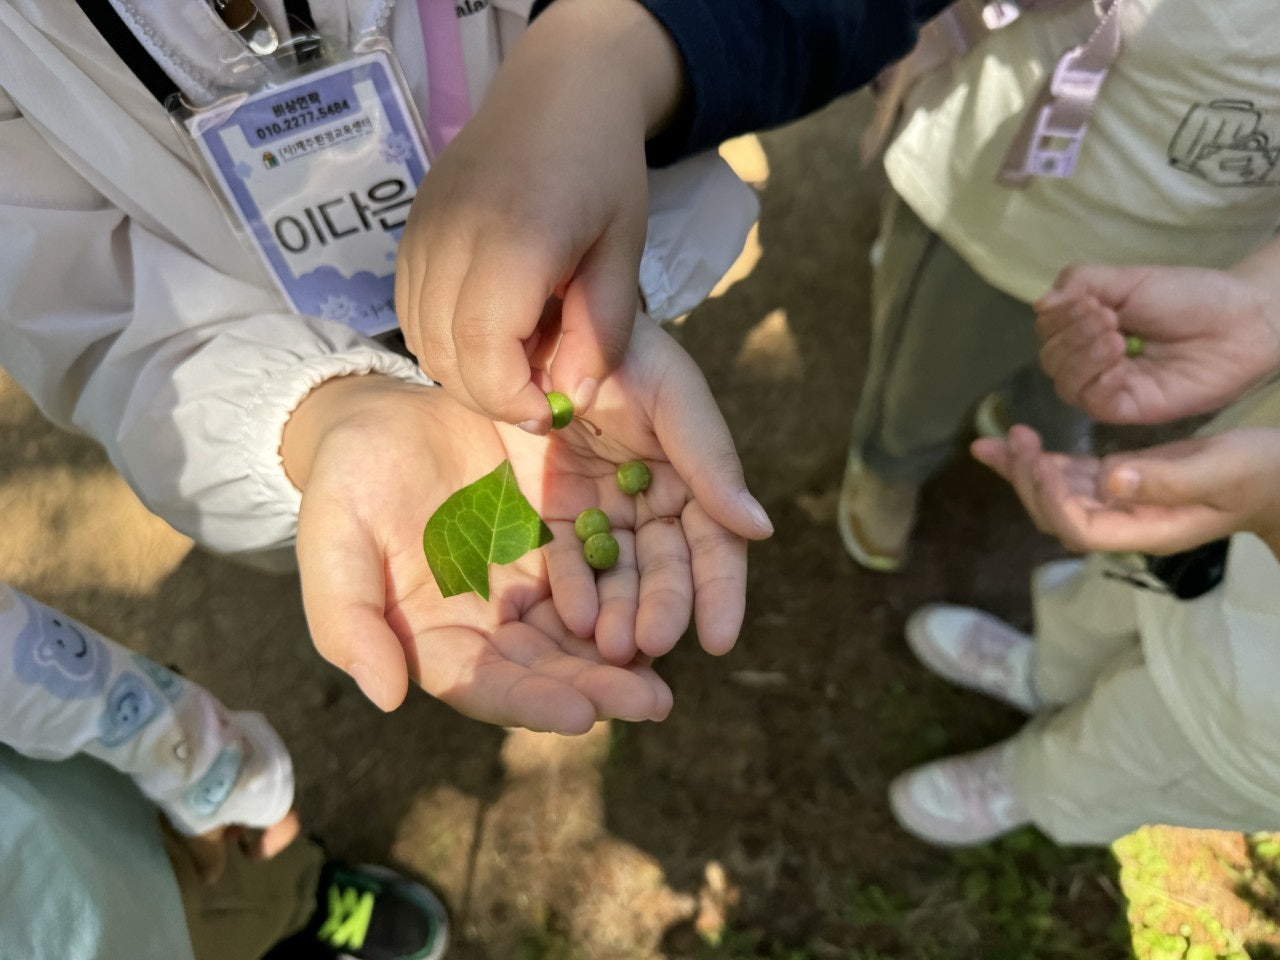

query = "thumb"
[[552, 223, 646, 413], [1102, 443, 1218, 509], [295, 503, 411, 712], [652, 365, 773, 541]]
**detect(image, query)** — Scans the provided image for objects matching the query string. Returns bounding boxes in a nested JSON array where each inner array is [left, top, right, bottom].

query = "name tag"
[[181, 49, 429, 336]]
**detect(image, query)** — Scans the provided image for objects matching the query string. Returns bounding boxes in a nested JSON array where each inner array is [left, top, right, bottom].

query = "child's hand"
[[972, 424, 1280, 558], [394, 0, 684, 431], [283, 375, 679, 729], [1035, 261, 1280, 425], [178, 808, 302, 885], [501, 315, 773, 665]]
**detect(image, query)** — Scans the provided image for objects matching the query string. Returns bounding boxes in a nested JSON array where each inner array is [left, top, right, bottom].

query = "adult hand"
[[283, 372, 753, 729], [972, 424, 1280, 557], [394, 0, 685, 432], [1035, 261, 1280, 424]]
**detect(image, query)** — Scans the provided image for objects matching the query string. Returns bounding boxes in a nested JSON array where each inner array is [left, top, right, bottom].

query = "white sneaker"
[[837, 458, 918, 573], [905, 604, 1039, 713], [889, 740, 1030, 846]]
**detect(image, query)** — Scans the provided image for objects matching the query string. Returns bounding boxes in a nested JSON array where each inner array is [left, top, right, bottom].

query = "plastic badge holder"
[[171, 34, 431, 337]]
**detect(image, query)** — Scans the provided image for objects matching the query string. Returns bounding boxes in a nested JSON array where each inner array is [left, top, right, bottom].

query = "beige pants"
[[1009, 556, 1280, 845], [163, 820, 324, 960]]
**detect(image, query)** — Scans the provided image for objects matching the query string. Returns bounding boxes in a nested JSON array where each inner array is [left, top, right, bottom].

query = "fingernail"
[[517, 420, 543, 435], [574, 378, 598, 413], [740, 490, 774, 535], [348, 661, 389, 711], [1108, 467, 1140, 499]]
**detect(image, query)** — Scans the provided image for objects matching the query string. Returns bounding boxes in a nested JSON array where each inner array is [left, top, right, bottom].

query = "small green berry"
[[583, 531, 619, 570], [616, 460, 652, 495], [574, 507, 611, 542], [1124, 334, 1145, 358], [547, 391, 574, 430]]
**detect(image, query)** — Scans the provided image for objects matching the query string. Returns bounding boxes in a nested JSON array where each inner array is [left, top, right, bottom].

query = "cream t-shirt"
[[884, 0, 1280, 303]]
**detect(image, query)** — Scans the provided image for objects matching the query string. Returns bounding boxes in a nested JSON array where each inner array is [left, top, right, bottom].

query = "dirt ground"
[[3, 92, 1277, 959]]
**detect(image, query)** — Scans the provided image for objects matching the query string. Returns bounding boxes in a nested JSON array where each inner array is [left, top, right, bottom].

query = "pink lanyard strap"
[[860, 0, 1076, 167], [860, 0, 1123, 188], [996, 0, 1123, 185], [417, 0, 471, 156]]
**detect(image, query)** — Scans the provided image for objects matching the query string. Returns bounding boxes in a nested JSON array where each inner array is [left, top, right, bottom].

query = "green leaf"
[[423, 460, 553, 601]]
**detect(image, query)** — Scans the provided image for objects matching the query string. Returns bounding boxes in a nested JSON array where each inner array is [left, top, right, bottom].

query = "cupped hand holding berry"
[[283, 374, 673, 732], [501, 315, 773, 665], [972, 424, 1280, 559], [1035, 258, 1280, 425]]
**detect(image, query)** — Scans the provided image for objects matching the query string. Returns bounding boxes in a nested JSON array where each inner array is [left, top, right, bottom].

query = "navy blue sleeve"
[[530, 0, 951, 165]]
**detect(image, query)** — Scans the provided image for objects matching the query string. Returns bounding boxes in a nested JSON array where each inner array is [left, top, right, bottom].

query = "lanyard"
[[416, 0, 471, 154], [75, 0, 471, 156]]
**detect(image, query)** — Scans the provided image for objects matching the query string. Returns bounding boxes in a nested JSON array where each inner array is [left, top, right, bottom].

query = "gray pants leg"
[[850, 193, 1086, 485]]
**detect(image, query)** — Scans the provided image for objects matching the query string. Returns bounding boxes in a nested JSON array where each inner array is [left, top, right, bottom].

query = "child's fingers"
[[1031, 454, 1105, 550], [1102, 445, 1216, 509], [1036, 262, 1146, 313], [552, 225, 647, 410], [633, 514, 694, 659], [1039, 307, 1126, 405], [522, 599, 675, 723], [1003, 427, 1054, 530], [452, 236, 565, 429], [682, 503, 748, 658], [1078, 363, 1146, 424], [648, 342, 773, 541], [395, 216, 471, 382], [970, 436, 1013, 480], [543, 519, 601, 639], [428, 623, 600, 733], [592, 528, 641, 665]]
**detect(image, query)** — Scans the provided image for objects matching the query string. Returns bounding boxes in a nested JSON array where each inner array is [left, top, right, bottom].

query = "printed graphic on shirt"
[[12, 595, 110, 699], [456, 0, 489, 14], [98, 672, 161, 747], [1169, 100, 1280, 187], [132, 653, 184, 702], [184, 743, 244, 818]]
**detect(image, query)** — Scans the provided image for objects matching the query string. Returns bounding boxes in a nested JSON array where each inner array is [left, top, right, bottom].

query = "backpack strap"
[[70, 0, 317, 106]]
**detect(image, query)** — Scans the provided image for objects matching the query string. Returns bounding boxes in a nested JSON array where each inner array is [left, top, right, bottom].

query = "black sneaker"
[[304, 862, 449, 960]]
